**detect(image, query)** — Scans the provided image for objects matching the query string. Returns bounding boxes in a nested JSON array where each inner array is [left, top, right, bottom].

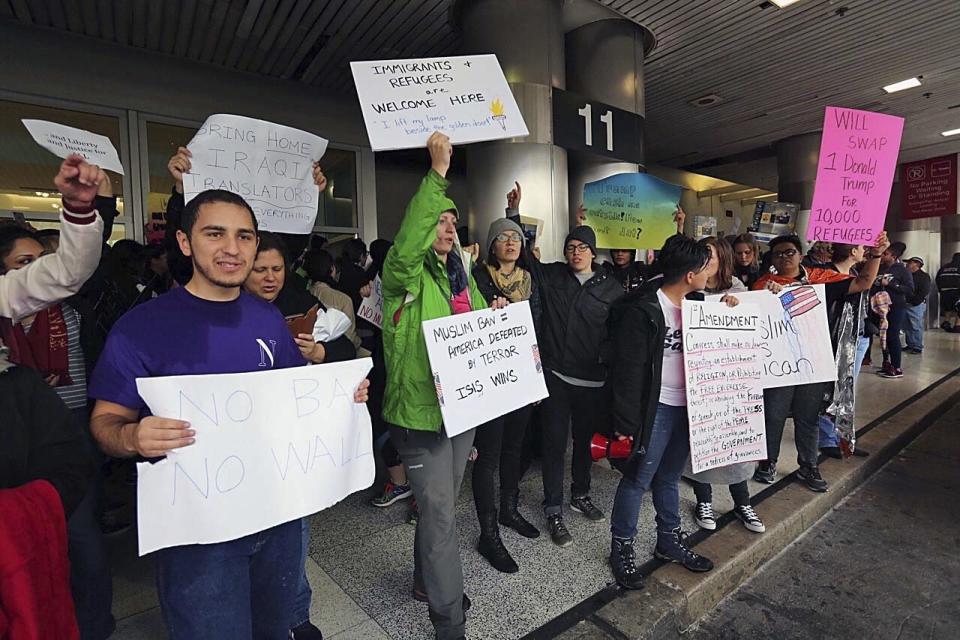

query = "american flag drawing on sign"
[[779, 285, 820, 319], [434, 372, 445, 407], [532, 344, 542, 373]]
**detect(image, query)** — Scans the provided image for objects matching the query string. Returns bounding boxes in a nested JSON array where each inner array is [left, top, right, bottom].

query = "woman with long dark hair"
[[685, 236, 764, 535], [243, 230, 355, 640]]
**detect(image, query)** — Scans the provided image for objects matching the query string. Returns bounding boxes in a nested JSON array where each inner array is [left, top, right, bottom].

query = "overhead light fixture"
[[883, 77, 922, 93], [941, 128, 960, 137], [689, 94, 724, 107], [770, 0, 803, 7]]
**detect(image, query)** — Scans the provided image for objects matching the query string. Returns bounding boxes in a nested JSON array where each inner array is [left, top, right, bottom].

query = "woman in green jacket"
[[382, 132, 501, 640]]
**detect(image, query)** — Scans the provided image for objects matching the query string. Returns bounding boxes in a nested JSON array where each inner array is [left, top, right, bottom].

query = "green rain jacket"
[[381, 170, 487, 432]]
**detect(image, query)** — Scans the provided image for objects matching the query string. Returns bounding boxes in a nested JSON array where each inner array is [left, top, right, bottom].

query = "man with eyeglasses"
[[506, 190, 623, 546], [752, 231, 889, 491]]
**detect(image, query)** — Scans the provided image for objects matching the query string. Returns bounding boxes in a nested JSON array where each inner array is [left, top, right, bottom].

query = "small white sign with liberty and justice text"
[[22, 119, 125, 174], [683, 300, 766, 474], [351, 54, 529, 151], [421, 301, 547, 438]]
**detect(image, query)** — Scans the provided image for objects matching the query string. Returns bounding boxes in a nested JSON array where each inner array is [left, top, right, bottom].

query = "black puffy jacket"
[[0, 365, 94, 516], [527, 258, 623, 382], [604, 289, 665, 459]]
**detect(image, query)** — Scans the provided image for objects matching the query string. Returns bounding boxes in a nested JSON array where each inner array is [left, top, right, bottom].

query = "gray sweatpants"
[[390, 425, 475, 640]]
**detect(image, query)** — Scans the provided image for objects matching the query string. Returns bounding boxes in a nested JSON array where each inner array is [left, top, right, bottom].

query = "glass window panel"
[[0, 99, 126, 239], [315, 147, 358, 229]]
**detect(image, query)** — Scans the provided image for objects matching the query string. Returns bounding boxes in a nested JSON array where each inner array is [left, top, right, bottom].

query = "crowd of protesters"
[[1, 131, 949, 640]]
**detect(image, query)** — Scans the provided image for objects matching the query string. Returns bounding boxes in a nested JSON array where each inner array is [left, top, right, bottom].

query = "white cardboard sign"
[[357, 275, 383, 329], [134, 359, 373, 556], [350, 54, 529, 151], [22, 119, 125, 174], [683, 300, 766, 473], [421, 301, 547, 437], [707, 285, 837, 389], [184, 114, 329, 234]]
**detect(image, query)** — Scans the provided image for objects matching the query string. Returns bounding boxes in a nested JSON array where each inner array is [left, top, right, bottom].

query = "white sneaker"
[[734, 505, 766, 533], [695, 502, 716, 530]]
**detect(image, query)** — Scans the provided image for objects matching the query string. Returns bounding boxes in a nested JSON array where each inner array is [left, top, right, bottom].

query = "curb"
[[558, 372, 960, 640]]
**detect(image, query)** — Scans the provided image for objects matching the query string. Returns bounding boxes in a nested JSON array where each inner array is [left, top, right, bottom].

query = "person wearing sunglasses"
[[503, 183, 623, 547], [752, 232, 889, 491]]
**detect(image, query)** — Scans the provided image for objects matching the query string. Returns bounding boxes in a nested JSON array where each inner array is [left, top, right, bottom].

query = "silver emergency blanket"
[[826, 294, 861, 454]]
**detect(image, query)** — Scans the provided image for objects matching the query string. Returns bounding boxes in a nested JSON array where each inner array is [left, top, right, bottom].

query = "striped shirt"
[[21, 304, 87, 409]]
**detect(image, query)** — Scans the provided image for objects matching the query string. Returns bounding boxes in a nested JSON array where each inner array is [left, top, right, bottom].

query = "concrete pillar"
[[775, 132, 821, 241], [455, 0, 569, 261], [565, 18, 651, 233]]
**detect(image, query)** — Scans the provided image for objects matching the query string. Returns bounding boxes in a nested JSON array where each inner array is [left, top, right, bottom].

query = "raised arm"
[[382, 132, 453, 298], [0, 155, 104, 323], [846, 230, 890, 294]]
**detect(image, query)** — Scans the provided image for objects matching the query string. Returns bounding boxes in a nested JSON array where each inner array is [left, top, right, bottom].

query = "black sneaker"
[[733, 505, 766, 533], [290, 621, 323, 640], [654, 527, 713, 573], [570, 495, 606, 522], [852, 447, 870, 458], [879, 368, 904, 379], [610, 537, 645, 590], [797, 464, 828, 492], [547, 514, 573, 547], [694, 502, 716, 530], [753, 461, 777, 484]]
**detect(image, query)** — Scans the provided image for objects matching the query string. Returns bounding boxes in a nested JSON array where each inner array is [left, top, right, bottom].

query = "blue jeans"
[[292, 518, 312, 628], [610, 403, 689, 539], [155, 519, 301, 640], [819, 335, 870, 448], [905, 302, 926, 351]]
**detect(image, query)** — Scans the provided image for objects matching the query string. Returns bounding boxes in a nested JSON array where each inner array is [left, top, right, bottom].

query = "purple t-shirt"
[[89, 287, 305, 412]]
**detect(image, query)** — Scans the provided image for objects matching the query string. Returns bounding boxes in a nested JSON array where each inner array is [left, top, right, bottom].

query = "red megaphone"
[[590, 433, 633, 462]]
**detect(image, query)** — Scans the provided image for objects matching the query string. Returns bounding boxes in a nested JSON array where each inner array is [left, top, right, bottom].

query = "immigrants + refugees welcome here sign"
[[351, 55, 529, 150]]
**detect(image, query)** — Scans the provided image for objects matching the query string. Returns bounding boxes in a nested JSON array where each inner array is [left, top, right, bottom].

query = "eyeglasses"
[[565, 243, 591, 254], [772, 249, 798, 259], [495, 233, 522, 243]]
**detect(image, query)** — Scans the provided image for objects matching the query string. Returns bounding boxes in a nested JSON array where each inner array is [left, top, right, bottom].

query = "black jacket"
[[471, 262, 542, 332], [876, 261, 914, 307], [908, 270, 932, 306], [604, 289, 666, 460], [0, 365, 94, 516], [602, 261, 647, 293], [935, 262, 960, 293], [528, 258, 623, 381], [503, 209, 622, 380]]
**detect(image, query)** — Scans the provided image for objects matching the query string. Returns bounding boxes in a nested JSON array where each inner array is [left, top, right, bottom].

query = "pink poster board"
[[807, 107, 904, 244]]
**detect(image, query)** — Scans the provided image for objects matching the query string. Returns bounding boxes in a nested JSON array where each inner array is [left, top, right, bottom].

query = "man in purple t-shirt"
[[89, 189, 367, 639]]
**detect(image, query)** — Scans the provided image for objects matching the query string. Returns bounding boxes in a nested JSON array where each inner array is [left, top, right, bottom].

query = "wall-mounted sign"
[[552, 88, 644, 164], [901, 154, 958, 219]]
